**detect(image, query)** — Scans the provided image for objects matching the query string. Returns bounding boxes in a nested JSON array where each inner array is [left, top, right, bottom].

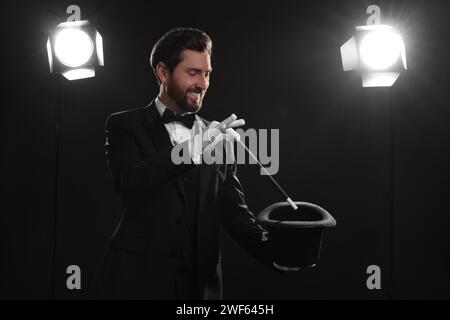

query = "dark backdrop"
[[1, 0, 449, 299]]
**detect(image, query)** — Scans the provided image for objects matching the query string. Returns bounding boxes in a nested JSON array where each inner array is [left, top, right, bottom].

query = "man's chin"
[[190, 104, 202, 113], [181, 102, 202, 113]]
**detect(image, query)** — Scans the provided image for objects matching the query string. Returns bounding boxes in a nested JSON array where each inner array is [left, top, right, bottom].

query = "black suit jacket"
[[94, 100, 273, 299]]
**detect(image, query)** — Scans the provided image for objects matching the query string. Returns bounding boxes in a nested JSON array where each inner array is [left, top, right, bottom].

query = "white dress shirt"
[[155, 97, 203, 162]]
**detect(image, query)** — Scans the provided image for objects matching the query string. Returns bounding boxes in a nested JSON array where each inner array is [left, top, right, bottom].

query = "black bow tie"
[[161, 109, 196, 129]]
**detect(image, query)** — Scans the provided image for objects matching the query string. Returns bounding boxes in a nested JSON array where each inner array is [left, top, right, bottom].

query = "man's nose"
[[197, 75, 209, 91]]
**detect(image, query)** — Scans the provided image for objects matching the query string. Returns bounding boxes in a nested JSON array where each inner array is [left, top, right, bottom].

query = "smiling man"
[[94, 28, 277, 300], [155, 45, 211, 114]]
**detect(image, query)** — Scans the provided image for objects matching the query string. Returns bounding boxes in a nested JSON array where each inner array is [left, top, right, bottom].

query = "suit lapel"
[[196, 118, 215, 216], [142, 103, 216, 217], [143, 100, 173, 151], [143, 100, 185, 200]]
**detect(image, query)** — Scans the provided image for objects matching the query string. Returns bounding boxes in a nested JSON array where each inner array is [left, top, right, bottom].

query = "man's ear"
[[156, 62, 169, 84]]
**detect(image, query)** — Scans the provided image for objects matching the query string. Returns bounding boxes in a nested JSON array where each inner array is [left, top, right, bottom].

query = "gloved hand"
[[203, 114, 244, 147], [190, 114, 244, 164]]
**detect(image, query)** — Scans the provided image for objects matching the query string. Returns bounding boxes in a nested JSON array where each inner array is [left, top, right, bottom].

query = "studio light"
[[47, 20, 103, 80], [46, 5, 105, 298], [359, 28, 403, 70], [340, 8, 407, 87], [54, 28, 93, 67], [340, 5, 409, 298]]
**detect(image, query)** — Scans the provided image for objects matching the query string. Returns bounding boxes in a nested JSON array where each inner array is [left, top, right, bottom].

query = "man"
[[95, 28, 278, 300]]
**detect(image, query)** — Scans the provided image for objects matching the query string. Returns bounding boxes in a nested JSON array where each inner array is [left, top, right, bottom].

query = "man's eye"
[[188, 71, 196, 76]]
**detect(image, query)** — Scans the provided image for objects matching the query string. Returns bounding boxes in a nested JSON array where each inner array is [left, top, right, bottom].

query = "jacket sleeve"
[[105, 113, 192, 201], [219, 163, 276, 267]]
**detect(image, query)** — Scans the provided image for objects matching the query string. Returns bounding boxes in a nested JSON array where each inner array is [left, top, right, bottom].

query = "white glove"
[[190, 114, 245, 164]]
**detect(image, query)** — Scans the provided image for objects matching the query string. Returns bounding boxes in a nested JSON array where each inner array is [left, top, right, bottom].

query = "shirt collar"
[[154, 96, 167, 118], [155, 96, 205, 130], [155, 96, 195, 117]]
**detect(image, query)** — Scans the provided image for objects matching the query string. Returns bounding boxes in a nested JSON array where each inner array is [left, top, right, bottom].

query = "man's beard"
[[167, 80, 203, 113]]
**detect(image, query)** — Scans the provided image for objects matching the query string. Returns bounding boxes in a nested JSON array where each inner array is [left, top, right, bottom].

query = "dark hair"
[[150, 27, 212, 83]]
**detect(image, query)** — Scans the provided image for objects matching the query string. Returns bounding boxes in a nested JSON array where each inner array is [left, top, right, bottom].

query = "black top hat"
[[257, 201, 336, 269]]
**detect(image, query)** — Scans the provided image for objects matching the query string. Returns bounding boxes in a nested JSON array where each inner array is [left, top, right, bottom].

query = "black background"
[[1, 0, 449, 299]]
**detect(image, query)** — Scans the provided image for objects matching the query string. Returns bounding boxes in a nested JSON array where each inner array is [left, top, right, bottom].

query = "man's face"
[[166, 50, 212, 113]]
